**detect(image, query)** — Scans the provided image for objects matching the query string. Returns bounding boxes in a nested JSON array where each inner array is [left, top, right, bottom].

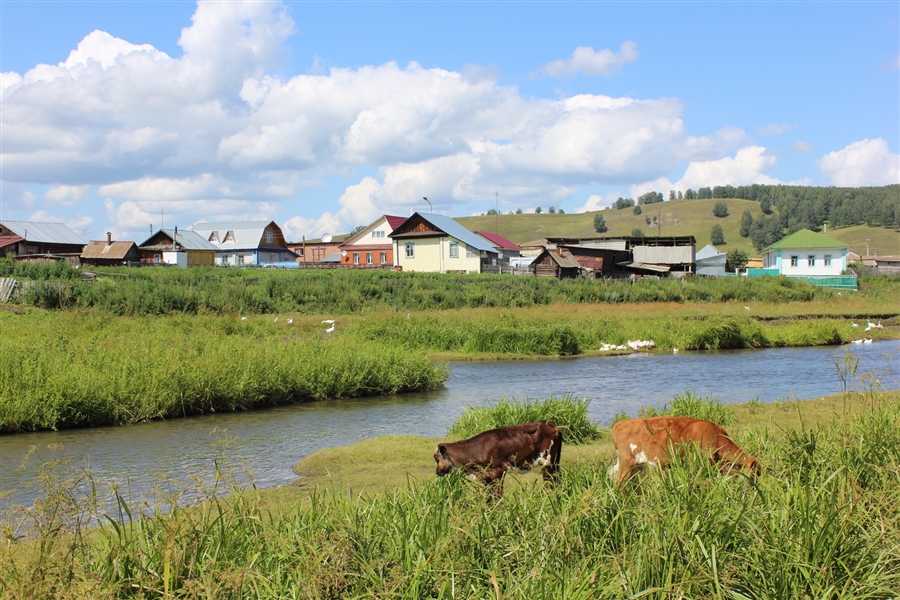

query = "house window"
[[366, 252, 373, 265], [824, 254, 832, 267], [405, 242, 415, 259], [353, 252, 360, 265], [790, 255, 798, 267], [264, 231, 274, 244], [238, 254, 245, 265], [223, 231, 234, 242], [208, 232, 219, 242], [371, 230, 384, 239], [449, 241, 459, 258], [380, 252, 387, 264], [808, 255, 816, 267], [467, 246, 477, 259], [153, 254, 161, 263]]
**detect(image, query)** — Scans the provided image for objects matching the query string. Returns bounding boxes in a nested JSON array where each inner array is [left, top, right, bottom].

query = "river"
[[1, 340, 897, 517]]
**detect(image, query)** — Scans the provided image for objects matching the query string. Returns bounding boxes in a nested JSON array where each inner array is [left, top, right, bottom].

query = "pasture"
[[2, 390, 898, 598]]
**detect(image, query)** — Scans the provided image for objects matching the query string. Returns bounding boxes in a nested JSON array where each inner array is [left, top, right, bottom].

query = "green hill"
[[457, 198, 899, 257]]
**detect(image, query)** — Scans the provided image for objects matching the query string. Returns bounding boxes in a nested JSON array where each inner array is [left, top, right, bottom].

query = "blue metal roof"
[[0, 221, 84, 245], [409, 213, 498, 253]]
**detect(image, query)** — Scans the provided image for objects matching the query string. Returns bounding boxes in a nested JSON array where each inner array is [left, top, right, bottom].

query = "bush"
[[713, 201, 729, 217], [447, 395, 603, 444], [638, 390, 733, 426]]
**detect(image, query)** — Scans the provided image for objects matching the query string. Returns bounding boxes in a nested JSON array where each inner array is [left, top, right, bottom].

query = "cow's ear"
[[438, 444, 447, 455]]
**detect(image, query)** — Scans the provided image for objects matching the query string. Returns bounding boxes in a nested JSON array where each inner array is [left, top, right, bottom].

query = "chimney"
[[106, 232, 112, 246], [174, 226, 178, 250]]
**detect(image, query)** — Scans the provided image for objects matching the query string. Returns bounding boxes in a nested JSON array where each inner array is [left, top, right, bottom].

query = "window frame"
[[808, 255, 816, 267], [405, 242, 415, 259], [790, 255, 798, 267], [449, 241, 459, 258]]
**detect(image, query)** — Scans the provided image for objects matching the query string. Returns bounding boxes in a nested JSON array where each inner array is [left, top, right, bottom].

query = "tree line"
[[611, 184, 898, 250]]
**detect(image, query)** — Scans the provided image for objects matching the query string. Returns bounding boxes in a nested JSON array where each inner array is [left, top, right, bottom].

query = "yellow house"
[[390, 213, 499, 274]]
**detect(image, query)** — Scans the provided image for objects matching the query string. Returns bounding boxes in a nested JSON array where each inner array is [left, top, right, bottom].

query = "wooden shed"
[[81, 234, 141, 267], [532, 248, 582, 278]]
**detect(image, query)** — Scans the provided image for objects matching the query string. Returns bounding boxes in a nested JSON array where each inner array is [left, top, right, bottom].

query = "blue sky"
[[1, 1, 897, 242]]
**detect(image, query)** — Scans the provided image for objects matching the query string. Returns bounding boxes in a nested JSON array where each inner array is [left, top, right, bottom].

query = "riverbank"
[[3, 390, 898, 598], [2, 299, 897, 432]]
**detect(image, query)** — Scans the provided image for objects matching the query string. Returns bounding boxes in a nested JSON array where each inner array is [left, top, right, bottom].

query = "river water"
[[1, 340, 897, 516]]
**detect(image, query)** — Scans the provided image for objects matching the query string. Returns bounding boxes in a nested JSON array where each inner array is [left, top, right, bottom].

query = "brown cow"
[[608, 416, 760, 484], [434, 421, 562, 494]]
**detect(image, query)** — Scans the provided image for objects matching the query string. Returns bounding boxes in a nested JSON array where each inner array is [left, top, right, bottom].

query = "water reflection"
[[1, 340, 896, 516]]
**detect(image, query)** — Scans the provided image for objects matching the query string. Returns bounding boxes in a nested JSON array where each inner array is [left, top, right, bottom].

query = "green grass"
[[446, 395, 604, 444], [3, 391, 899, 598], [457, 197, 899, 256]]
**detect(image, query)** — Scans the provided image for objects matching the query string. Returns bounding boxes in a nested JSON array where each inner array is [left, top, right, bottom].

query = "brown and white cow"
[[434, 421, 562, 494], [608, 416, 760, 484]]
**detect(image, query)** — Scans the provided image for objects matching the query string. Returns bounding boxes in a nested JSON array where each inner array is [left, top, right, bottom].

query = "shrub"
[[447, 395, 603, 444]]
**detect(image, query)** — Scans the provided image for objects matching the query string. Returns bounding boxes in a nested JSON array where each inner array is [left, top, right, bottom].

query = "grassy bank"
[[7, 259, 900, 316], [0, 311, 447, 432], [2, 301, 897, 432], [3, 391, 898, 598]]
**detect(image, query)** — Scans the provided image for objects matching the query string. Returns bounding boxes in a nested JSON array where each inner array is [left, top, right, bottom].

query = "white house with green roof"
[[760, 229, 851, 277]]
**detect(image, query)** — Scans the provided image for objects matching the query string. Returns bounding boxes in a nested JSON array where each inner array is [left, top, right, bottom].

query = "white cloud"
[[818, 138, 900, 187], [677, 146, 780, 189], [44, 185, 91, 206], [540, 42, 638, 78]]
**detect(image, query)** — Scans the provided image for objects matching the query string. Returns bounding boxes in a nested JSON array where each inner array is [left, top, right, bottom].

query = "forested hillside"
[[458, 184, 898, 254]]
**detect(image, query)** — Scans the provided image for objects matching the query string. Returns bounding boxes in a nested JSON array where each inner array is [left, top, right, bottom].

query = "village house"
[[0, 221, 86, 262], [389, 212, 499, 274], [189, 221, 296, 266], [139, 228, 217, 267], [758, 229, 855, 288], [338, 215, 406, 268], [286, 234, 350, 265], [80, 233, 141, 267]]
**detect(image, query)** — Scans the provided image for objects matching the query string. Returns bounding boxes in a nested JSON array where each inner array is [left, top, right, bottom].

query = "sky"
[[1, 1, 898, 243]]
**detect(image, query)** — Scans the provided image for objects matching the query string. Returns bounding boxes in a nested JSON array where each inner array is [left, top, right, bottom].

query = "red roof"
[[475, 231, 521, 250], [385, 215, 407, 231], [0, 235, 22, 250]]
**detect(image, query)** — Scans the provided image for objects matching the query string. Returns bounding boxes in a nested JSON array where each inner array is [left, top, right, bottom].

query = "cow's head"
[[744, 456, 761, 478], [434, 444, 455, 476]]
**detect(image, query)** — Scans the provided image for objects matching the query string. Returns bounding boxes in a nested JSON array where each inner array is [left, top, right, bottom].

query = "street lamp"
[[423, 197, 432, 213]]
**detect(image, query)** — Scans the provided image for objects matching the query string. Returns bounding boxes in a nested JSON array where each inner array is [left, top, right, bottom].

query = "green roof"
[[763, 229, 851, 252]]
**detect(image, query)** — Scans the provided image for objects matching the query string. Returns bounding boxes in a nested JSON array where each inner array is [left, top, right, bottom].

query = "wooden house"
[[139, 228, 217, 267], [0, 221, 85, 260], [81, 233, 141, 266], [389, 213, 499, 274]]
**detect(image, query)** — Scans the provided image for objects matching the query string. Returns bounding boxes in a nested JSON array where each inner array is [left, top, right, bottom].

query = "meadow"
[[2, 390, 898, 599]]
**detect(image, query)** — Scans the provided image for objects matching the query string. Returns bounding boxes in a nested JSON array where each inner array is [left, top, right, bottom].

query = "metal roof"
[[695, 244, 726, 260], [0, 221, 84, 245], [762, 229, 851, 251], [475, 231, 521, 249], [141, 229, 218, 251], [190, 221, 278, 250], [395, 213, 497, 253]]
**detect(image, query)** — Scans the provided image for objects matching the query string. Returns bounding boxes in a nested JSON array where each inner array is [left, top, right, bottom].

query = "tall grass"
[[3, 393, 898, 598], [6, 266, 854, 316], [0, 312, 447, 432], [446, 395, 604, 444], [635, 389, 734, 426]]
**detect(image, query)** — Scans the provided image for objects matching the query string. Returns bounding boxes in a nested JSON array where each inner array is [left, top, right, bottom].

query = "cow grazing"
[[434, 421, 562, 494], [608, 416, 760, 484]]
